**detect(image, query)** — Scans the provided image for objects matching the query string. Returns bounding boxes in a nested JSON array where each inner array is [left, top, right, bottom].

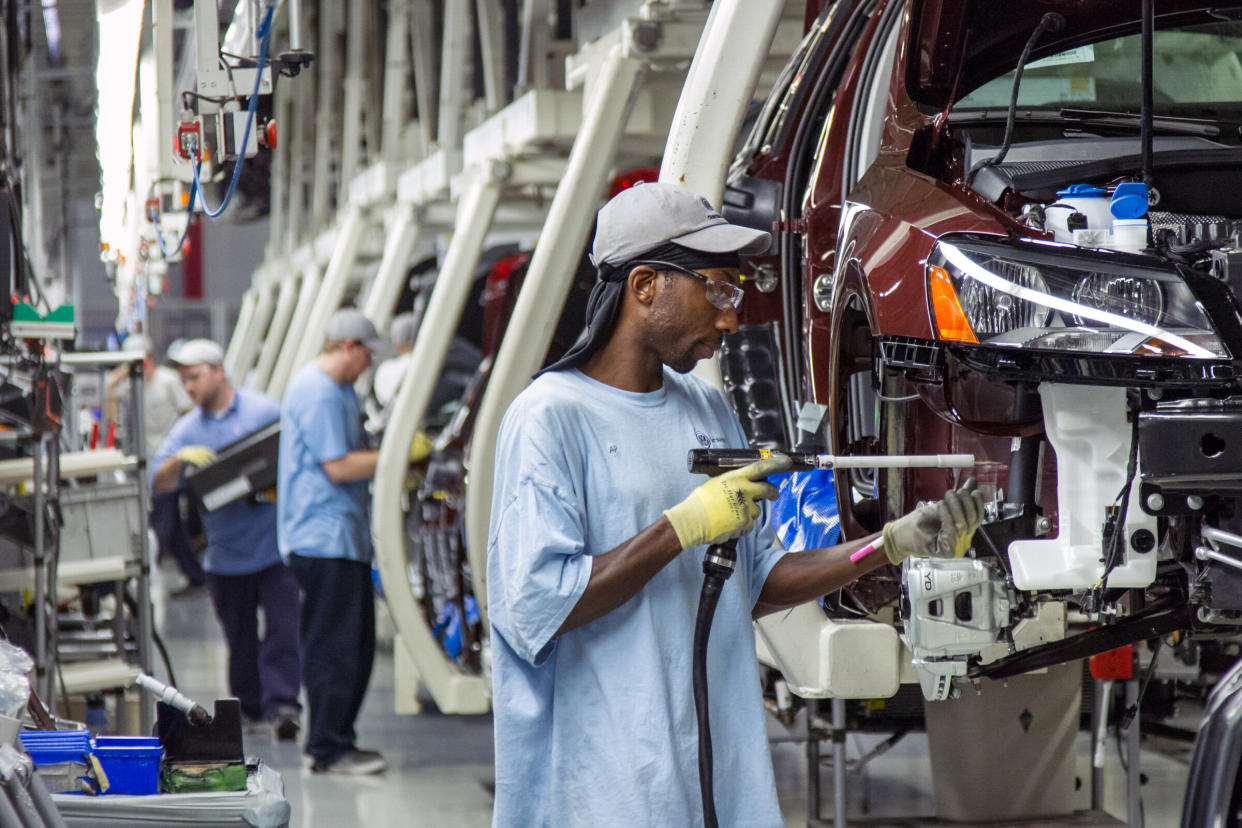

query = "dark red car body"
[[725, 0, 1242, 546]]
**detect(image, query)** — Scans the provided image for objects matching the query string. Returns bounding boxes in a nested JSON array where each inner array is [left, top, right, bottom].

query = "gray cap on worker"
[[590, 181, 771, 268], [325, 307, 382, 351], [390, 312, 417, 349], [538, 183, 771, 378]]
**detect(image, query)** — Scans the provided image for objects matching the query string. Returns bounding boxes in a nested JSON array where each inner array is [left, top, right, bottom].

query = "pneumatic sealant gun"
[[686, 447, 975, 828]]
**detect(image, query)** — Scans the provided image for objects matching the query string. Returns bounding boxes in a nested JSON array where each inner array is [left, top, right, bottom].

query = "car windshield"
[[954, 19, 1242, 116]]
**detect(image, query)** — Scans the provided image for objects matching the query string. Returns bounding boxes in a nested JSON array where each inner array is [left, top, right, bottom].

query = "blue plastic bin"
[[91, 736, 162, 795], [19, 730, 90, 764]]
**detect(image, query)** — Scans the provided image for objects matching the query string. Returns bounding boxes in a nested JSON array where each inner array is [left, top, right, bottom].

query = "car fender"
[[841, 165, 1010, 340]]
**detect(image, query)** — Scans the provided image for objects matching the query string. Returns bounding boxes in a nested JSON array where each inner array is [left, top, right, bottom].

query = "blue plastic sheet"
[[770, 469, 841, 552]]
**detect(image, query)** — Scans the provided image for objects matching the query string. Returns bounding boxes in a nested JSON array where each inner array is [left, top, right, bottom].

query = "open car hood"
[[906, 0, 1229, 109]]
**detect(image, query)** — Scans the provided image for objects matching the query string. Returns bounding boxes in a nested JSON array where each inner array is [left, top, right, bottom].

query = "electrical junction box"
[[219, 110, 259, 161]]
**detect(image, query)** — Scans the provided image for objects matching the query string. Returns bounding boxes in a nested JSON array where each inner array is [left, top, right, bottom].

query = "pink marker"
[[849, 537, 884, 563]]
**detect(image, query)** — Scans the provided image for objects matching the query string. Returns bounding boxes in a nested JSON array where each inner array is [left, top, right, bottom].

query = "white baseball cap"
[[169, 338, 224, 366], [591, 182, 771, 268], [124, 333, 152, 355]]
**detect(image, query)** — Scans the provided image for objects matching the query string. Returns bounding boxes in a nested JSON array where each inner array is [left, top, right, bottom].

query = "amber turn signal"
[[929, 265, 979, 344]]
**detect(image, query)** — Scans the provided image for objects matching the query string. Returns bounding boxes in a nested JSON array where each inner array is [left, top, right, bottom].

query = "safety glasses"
[[635, 260, 744, 311]]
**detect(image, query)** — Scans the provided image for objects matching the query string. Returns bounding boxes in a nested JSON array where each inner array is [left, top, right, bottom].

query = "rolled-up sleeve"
[[488, 476, 591, 667]]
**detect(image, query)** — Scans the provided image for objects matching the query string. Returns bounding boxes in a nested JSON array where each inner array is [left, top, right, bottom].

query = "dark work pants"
[[151, 491, 205, 585], [206, 563, 303, 720], [288, 555, 375, 764]]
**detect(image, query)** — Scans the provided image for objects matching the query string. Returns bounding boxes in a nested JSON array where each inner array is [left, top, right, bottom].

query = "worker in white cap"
[[152, 338, 302, 740]]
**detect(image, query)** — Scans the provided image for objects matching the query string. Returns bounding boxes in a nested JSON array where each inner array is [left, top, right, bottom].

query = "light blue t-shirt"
[[152, 388, 280, 575], [277, 364, 372, 562], [487, 368, 786, 828]]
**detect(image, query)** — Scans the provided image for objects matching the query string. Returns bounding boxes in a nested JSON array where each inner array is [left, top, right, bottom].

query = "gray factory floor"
[[154, 558, 1195, 827]]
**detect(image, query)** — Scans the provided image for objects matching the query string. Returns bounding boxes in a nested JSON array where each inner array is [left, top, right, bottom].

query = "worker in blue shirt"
[[277, 308, 388, 776], [487, 183, 984, 826], [152, 339, 302, 740]]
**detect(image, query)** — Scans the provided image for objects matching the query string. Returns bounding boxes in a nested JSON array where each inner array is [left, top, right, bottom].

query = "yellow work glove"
[[409, 431, 433, 464], [175, 445, 218, 468], [663, 455, 791, 550], [882, 478, 983, 565]]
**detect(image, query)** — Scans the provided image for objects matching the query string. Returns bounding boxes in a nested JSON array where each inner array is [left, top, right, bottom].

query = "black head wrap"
[[535, 242, 742, 377]]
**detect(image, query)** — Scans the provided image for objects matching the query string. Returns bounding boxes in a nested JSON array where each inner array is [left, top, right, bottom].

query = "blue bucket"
[[92, 736, 162, 795]]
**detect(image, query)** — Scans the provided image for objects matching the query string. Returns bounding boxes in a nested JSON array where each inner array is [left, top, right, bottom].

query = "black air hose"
[[693, 540, 737, 828]]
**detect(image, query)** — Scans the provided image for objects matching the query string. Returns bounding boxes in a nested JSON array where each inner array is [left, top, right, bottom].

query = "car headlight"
[[927, 236, 1227, 359]]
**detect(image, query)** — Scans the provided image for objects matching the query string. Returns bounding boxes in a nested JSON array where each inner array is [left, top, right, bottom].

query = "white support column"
[[438, 0, 473, 175], [658, 0, 785, 204], [340, 0, 367, 188], [152, 0, 181, 184], [361, 204, 422, 334], [659, 0, 785, 390], [372, 166, 503, 714], [310, 0, 342, 226], [193, 0, 221, 89], [462, 51, 645, 627], [223, 288, 259, 377], [382, 0, 412, 166], [268, 61, 293, 257], [290, 206, 368, 371], [517, 0, 550, 92], [268, 262, 323, 399], [409, 0, 437, 153], [231, 282, 278, 384], [475, 0, 506, 112], [285, 13, 314, 251], [363, 1, 383, 164], [251, 275, 300, 391]]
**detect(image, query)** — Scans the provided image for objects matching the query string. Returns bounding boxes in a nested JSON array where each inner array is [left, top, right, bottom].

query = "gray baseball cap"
[[591, 182, 771, 268], [325, 307, 382, 351], [169, 338, 224, 366], [390, 312, 417, 348]]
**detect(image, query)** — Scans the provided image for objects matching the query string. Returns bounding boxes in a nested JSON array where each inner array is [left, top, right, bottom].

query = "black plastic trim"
[[946, 343, 1236, 388]]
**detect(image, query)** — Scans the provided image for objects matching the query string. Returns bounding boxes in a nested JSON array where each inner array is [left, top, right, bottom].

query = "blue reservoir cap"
[[1110, 181, 1150, 219], [1056, 183, 1108, 198]]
